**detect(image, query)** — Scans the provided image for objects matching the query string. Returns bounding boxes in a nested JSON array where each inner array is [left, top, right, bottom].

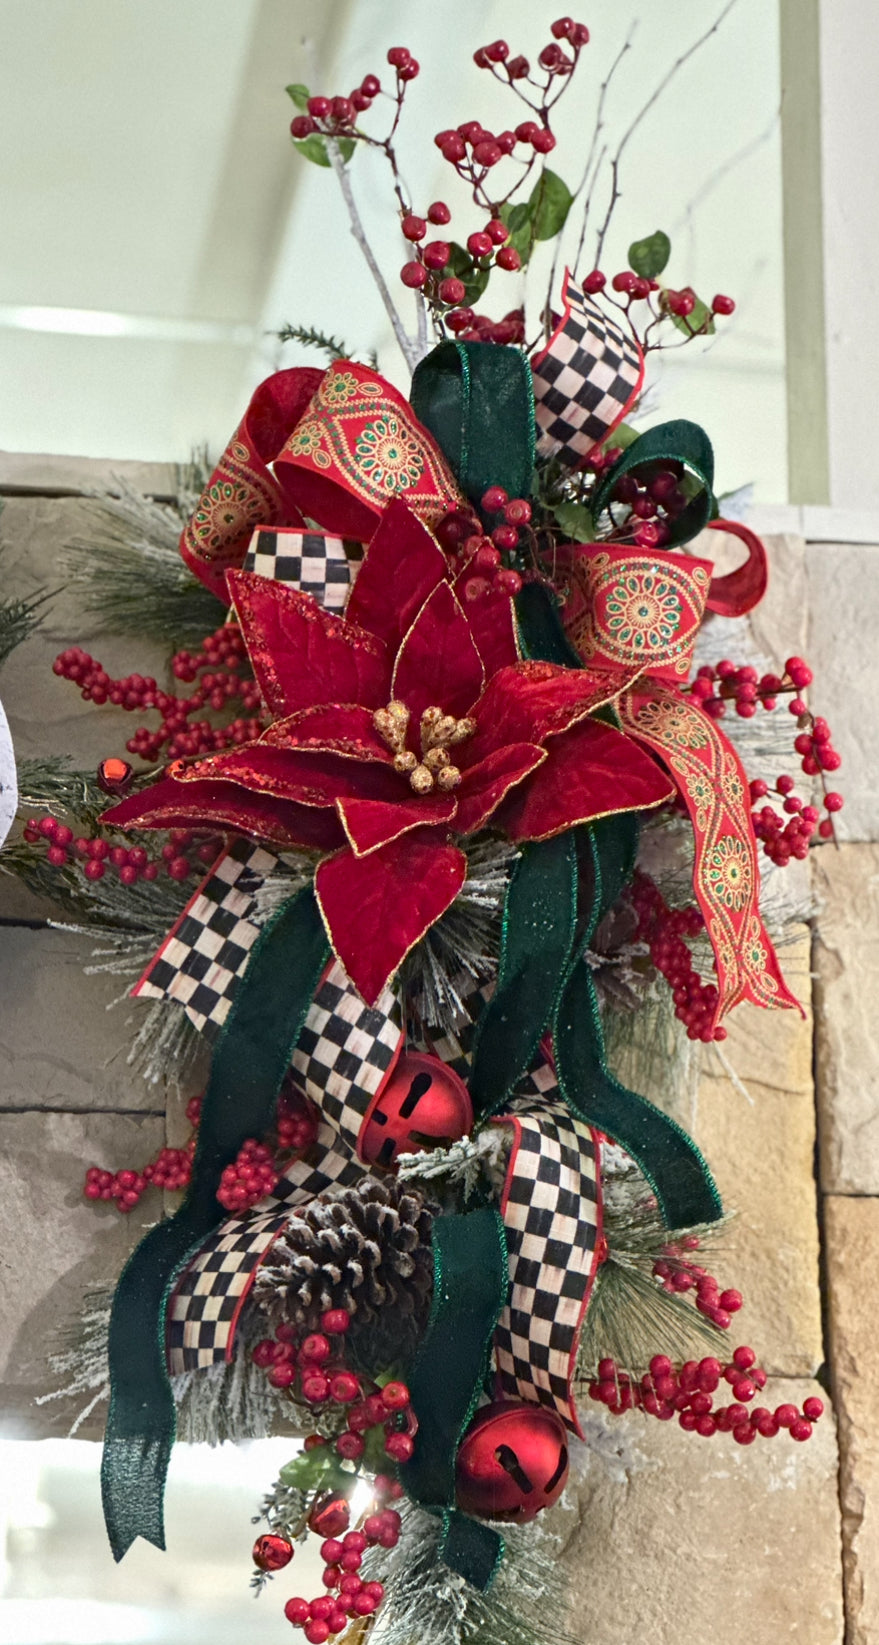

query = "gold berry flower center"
[[373, 700, 475, 795]]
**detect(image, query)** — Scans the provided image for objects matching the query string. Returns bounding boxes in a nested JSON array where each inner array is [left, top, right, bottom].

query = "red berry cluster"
[[290, 74, 384, 142], [83, 1087, 318, 1215], [448, 486, 530, 601], [589, 1350, 824, 1444], [84, 1095, 202, 1212], [689, 655, 843, 854], [22, 813, 221, 886], [604, 464, 691, 548], [284, 1520, 391, 1642], [652, 1234, 740, 1327], [629, 871, 726, 1044], [400, 209, 520, 317], [217, 1139, 279, 1212], [447, 305, 525, 344], [585, 268, 735, 349], [53, 625, 263, 767], [252, 1314, 418, 1467]]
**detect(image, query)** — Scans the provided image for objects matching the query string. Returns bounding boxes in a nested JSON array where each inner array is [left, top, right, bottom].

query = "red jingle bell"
[[307, 1492, 351, 1539], [357, 1051, 473, 1169], [97, 756, 134, 795], [455, 1401, 569, 1523], [252, 1532, 294, 1571]]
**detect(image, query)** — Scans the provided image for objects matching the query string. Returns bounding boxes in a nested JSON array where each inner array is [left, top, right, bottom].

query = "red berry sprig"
[[53, 624, 263, 766], [21, 814, 221, 886], [84, 1093, 202, 1212], [651, 1234, 740, 1326], [456, 486, 533, 601], [587, 268, 735, 354], [83, 1086, 318, 1215], [252, 1314, 418, 1468], [601, 464, 690, 548], [588, 1349, 824, 1445], [688, 655, 843, 852], [629, 871, 726, 1044]]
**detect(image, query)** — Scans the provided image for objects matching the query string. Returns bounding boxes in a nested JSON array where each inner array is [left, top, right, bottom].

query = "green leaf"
[[446, 243, 491, 306], [608, 422, 641, 451], [627, 230, 671, 279], [499, 200, 536, 266], [530, 169, 574, 242], [278, 1447, 353, 1493], [291, 134, 356, 168], [285, 83, 311, 110], [552, 499, 594, 541], [667, 290, 716, 338]]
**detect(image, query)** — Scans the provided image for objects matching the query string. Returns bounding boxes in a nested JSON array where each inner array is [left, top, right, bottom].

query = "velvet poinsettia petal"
[[336, 793, 457, 856], [315, 832, 468, 1004], [391, 582, 485, 725], [452, 565, 520, 679], [453, 742, 547, 836], [101, 776, 345, 851], [344, 499, 448, 654], [172, 744, 402, 808], [466, 660, 632, 764], [227, 569, 390, 719], [494, 717, 675, 842], [260, 703, 393, 762]]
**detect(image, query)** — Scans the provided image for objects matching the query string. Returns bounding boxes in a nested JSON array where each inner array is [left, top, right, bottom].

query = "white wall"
[[0, 0, 787, 502]]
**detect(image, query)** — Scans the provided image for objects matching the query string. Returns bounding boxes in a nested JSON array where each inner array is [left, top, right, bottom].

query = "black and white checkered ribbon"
[[243, 525, 359, 610], [165, 961, 403, 1372], [532, 271, 643, 468], [493, 1087, 601, 1434], [133, 837, 277, 1032]]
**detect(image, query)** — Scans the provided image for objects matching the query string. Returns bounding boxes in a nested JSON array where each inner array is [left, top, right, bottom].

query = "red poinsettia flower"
[[105, 500, 673, 1001]]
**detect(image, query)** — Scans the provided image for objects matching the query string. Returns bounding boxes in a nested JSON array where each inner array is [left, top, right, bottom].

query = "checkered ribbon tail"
[[243, 525, 359, 610], [494, 1087, 601, 1435], [532, 271, 643, 467], [290, 959, 404, 1155], [166, 1120, 366, 1374], [133, 838, 279, 1033]]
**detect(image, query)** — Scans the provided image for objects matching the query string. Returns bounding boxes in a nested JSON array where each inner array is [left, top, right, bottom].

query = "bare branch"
[[325, 138, 419, 372], [570, 28, 636, 281], [594, 0, 741, 267]]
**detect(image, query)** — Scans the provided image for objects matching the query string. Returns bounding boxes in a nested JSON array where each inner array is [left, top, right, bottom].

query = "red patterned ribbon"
[[274, 360, 468, 540], [617, 684, 800, 1025], [559, 542, 798, 1026], [180, 363, 469, 600], [180, 368, 323, 599]]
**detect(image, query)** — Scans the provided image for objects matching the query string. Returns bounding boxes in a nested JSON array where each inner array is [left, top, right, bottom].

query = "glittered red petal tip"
[[315, 833, 467, 1004]]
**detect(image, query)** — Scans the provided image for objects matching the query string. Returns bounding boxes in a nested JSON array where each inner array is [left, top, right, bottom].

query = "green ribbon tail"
[[554, 820, 723, 1229], [401, 1208, 509, 1591], [101, 889, 330, 1561], [468, 833, 578, 1118], [410, 340, 535, 511]]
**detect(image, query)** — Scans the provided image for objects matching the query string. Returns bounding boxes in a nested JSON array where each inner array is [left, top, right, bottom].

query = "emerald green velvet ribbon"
[[401, 1208, 510, 1590], [410, 340, 535, 513], [102, 889, 330, 1561], [591, 418, 716, 547]]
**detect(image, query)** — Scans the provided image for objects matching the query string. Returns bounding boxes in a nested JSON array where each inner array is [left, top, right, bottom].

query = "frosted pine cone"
[[255, 1177, 435, 1374]]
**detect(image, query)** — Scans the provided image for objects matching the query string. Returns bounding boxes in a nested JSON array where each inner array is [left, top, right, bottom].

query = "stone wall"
[[1, 467, 873, 1641]]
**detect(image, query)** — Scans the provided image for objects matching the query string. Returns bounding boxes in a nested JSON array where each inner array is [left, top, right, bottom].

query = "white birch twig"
[[326, 138, 420, 372]]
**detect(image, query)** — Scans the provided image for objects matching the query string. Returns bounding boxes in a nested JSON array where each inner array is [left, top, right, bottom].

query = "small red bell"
[[455, 1401, 569, 1523], [97, 756, 134, 795], [252, 1533, 293, 1571], [307, 1492, 350, 1539], [357, 1051, 473, 1169]]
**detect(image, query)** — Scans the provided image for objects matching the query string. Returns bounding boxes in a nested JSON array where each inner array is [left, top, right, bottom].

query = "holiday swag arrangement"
[[4, 19, 845, 1645]]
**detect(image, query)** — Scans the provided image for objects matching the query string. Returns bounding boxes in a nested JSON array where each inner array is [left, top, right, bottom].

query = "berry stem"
[[325, 138, 422, 371]]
